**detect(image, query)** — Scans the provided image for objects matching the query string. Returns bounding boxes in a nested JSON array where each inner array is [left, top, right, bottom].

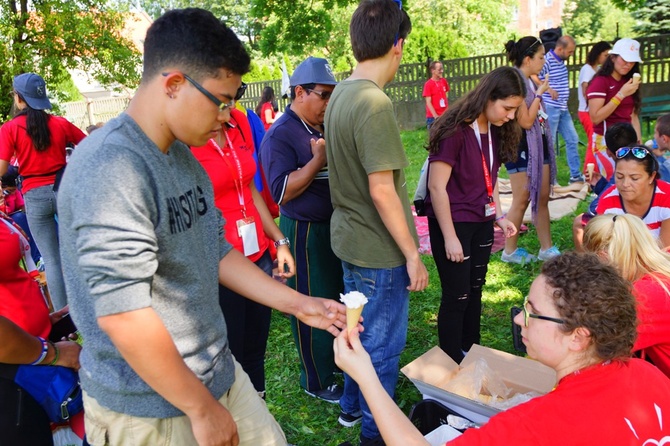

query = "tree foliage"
[[633, 0, 670, 36], [562, 0, 635, 43], [0, 1, 141, 116]]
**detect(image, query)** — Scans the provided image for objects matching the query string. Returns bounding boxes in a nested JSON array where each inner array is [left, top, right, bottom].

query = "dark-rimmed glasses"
[[162, 72, 235, 112], [305, 88, 332, 101], [522, 296, 565, 327], [235, 82, 248, 101], [615, 146, 652, 160]]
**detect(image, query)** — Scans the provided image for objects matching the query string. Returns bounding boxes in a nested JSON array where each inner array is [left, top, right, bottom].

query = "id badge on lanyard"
[[212, 132, 260, 257], [473, 120, 496, 217]]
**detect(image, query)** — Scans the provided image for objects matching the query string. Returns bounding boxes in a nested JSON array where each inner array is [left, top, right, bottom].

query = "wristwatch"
[[274, 237, 290, 248]]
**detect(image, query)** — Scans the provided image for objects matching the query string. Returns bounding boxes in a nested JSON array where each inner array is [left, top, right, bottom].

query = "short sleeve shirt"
[[425, 123, 501, 222], [0, 115, 86, 193], [325, 79, 417, 268], [422, 78, 450, 118], [577, 64, 597, 112], [586, 75, 635, 135], [596, 180, 670, 239]]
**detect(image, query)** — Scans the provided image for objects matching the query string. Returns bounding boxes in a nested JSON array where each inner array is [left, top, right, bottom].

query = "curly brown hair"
[[541, 252, 637, 362]]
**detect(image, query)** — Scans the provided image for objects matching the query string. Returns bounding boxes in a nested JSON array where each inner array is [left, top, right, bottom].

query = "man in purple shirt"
[[259, 56, 344, 404]]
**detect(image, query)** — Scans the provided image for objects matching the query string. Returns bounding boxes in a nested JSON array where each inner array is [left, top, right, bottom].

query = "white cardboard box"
[[401, 344, 557, 424]]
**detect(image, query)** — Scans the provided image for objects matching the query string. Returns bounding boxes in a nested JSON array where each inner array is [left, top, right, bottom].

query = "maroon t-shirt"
[[425, 123, 501, 223], [586, 75, 635, 135]]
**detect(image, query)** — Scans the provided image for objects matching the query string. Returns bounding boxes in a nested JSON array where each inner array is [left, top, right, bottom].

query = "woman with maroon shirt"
[[191, 107, 294, 397], [424, 66, 523, 362], [0, 73, 86, 311], [587, 38, 642, 179]]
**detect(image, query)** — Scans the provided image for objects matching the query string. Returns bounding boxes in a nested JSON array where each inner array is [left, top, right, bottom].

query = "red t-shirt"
[[633, 274, 670, 378], [191, 110, 269, 262], [0, 219, 50, 337], [260, 102, 275, 130], [0, 115, 86, 194], [423, 78, 450, 118], [448, 359, 670, 445], [586, 75, 635, 136]]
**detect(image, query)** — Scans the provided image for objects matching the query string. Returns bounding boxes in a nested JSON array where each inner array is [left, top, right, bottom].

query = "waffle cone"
[[346, 306, 364, 332]]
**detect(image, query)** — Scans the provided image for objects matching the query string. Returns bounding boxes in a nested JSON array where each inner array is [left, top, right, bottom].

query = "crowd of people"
[[1, 1, 669, 445]]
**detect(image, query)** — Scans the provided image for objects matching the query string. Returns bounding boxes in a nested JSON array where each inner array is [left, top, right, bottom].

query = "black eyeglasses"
[[522, 296, 565, 328], [616, 146, 652, 160], [305, 89, 332, 101], [393, 0, 402, 46], [162, 72, 235, 112], [235, 82, 248, 101]]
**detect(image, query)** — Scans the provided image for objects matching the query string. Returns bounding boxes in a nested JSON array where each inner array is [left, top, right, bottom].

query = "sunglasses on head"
[[615, 146, 652, 160], [525, 39, 543, 56]]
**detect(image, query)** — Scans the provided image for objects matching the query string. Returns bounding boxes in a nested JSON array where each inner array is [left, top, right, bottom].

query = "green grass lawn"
[[264, 122, 654, 445]]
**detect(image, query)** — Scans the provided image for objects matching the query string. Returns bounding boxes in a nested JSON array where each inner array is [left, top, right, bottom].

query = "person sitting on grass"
[[596, 144, 670, 249], [584, 213, 670, 378], [572, 122, 638, 251], [334, 252, 670, 445]]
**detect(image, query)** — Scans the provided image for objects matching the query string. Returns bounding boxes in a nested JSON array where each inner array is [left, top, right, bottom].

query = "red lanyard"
[[472, 120, 494, 200], [210, 130, 248, 217]]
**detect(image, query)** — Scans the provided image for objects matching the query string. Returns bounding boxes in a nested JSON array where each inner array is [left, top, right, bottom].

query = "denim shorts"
[[505, 132, 550, 174]]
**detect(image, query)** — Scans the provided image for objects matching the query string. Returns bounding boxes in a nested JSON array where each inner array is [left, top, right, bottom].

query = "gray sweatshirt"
[[58, 113, 235, 417]]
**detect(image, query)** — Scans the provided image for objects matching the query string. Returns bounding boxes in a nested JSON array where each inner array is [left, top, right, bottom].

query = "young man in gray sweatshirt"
[[57, 8, 347, 446]]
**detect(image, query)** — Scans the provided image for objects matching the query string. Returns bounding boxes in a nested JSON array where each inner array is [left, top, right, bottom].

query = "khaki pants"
[[84, 360, 286, 445]]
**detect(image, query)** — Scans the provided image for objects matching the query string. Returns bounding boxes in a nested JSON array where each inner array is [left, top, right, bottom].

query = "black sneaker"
[[338, 409, 363, 427], [360, 434, 386, 446], [304, 383, 343, 403]]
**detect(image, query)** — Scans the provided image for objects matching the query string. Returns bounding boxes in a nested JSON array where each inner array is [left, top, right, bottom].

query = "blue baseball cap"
[[13, 73, 52, 110], [290, 57, 337, 87]]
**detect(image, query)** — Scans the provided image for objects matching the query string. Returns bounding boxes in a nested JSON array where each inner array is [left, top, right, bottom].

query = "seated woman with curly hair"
[[334, 252, 670, 445]]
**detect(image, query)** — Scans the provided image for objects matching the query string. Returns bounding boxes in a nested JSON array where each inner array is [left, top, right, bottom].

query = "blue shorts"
[[505, 132, 550, 173]]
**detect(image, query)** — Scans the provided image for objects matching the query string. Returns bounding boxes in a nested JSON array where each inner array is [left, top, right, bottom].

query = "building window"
[[545, 0, 552, 5]]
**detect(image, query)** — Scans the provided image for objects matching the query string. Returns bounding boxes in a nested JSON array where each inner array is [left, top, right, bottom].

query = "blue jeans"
[[24, 185, 66, 310], [339, 261, 410, 440], [545, 104, 581, 178]]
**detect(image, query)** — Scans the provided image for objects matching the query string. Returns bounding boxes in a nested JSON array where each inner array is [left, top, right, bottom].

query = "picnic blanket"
[[414, 179, 589, 255]]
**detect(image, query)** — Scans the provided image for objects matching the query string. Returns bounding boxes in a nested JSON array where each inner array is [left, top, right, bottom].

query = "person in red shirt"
[[191, 107, 295, 397], [255, 86, 277, 130], [422, 61, 450, 129], [0, 213, 82, 444], [334, 252, 670, 445], [584, 213, 670, 379], [0, 73, 86, 311]]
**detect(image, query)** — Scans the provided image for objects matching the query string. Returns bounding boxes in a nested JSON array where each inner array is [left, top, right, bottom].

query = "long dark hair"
[[592, 55, 641, 114], [586, 41, 612, 66], [505, 36, 544, 68], [14, 93, 51, 152], [428, 66, 525, 163], [255, 86, 275, 116]]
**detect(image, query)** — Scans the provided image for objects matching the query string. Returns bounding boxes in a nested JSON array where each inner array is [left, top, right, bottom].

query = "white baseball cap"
[[610, 38, 642, 63]]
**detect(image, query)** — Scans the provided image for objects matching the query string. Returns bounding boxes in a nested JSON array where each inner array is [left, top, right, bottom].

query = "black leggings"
[[428, 218, 494, 363]]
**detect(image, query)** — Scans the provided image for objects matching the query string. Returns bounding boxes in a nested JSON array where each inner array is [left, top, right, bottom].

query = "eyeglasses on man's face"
[[522, 296, 566, 328], [615, 146, 652, 160], [305, 88, 332, 101], [162, 72, 235, 112]]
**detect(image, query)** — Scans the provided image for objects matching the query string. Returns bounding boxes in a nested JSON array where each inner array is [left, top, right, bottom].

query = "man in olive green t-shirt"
[[324, 1, 428, 444]]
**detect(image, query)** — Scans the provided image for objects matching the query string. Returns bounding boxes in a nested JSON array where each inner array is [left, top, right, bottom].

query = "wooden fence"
[[64, 34, 670, 131]]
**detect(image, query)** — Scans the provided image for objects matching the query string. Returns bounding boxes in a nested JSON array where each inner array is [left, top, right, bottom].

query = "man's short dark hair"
[[289, 83, 316, 100], [350, 0, 412, 62], [604, 122, 637, 156], [142, 8, 250, 83], [657, 114, 670, 138]]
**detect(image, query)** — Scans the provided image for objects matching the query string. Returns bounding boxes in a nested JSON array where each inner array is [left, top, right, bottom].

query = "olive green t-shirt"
[[324, 79, 418, 268]]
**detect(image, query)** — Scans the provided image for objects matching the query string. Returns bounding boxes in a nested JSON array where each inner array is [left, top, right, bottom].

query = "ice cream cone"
[[346, 305, 364, 332], [586, 163, 595, 181]]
